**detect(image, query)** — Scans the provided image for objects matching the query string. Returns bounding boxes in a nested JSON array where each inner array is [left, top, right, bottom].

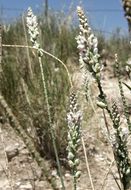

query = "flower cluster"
[[26, 7, 44, 57], [76, 6, 101, 81], [111, 102, 131, 189], [26, 7, 40, 49], [67, 92, 82, 182]]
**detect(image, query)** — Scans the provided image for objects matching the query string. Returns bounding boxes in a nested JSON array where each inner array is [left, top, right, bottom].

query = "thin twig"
[[81, 136, 95, 190], [2, 44, 73, 88], [100, 160, 114, 190], [110, 170, 122, 190]]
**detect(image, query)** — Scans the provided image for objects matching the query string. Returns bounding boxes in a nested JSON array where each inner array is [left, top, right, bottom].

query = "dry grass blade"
[[2, 44, 73, 88], [100, 160, 114, 190], [111, 170, 122, 190], [81, 136, 95, 190]]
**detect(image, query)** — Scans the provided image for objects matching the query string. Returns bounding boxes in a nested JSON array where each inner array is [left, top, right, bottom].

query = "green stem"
[[96, 78, 113, 120], [73, 176, 77, 190], [96, 78, 105, 100], [38, 56, 65, 190], [72, 163, 77, 190]]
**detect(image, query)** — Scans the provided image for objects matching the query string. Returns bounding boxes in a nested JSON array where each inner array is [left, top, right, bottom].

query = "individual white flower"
[[93, 37, 98, 48], [77, 43, 85, 51], [77, 6, 82, 12]]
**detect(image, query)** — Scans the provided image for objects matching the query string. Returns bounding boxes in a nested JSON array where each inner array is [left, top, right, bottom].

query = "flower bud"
[[74, 158, 80, 166], [96, 100, 107, 109], [75, 171, 81, 178], [68, 152, 74, 160], [68, 160, 74, 168]]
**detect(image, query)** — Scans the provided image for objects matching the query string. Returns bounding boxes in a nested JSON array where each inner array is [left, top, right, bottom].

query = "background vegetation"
[[0, 7, 130, 190], [1, 9, 130, 160]]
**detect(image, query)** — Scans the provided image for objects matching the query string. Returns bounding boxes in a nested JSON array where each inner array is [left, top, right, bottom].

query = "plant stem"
[[38, 56, 65, 190], [73, 175, 77, 190]]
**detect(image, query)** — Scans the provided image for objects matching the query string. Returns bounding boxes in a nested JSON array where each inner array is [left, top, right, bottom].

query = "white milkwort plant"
[[111, 102, 131, 190], [26, 7, 65, 190], [76, 6, 107, 109], [67, 92, 82, 190]]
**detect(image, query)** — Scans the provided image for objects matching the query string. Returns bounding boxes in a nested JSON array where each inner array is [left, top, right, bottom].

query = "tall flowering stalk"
[[76, 6, 110, 113], [67, 92, 82, 190], [111, 102, 131, 190], [115, 54, 131, 132], [26, 7, 65, 189]]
